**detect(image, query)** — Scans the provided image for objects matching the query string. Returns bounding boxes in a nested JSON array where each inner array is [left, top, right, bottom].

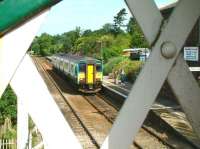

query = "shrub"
[[113, 59, 143, 83], [103, 56, 126, 75]]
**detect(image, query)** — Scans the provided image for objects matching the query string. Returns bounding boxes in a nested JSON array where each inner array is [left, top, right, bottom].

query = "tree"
[[102, 23, 115, 35], [110, 33, 132, 55], [113, 8, 127, 35], [126, 17, 149, 48], [30, 37, 40, 55], [61, 27, 81, 52], [0, 85, 17, 125], [82, 29, 92, 36], [126, 17, 135, 34], [74, 35, 98, 56], [37, 33, 53, 56], [51, 34, 64, 53]]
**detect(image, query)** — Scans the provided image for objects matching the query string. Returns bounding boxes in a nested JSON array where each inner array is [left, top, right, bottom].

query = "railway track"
[[33, 56, 199, 149], [101, 80, 200, 148], [33, 57, 144, 149], [83, 95, 180, 149], [98, 91, 200, 149], [33, 57, 99, 149]]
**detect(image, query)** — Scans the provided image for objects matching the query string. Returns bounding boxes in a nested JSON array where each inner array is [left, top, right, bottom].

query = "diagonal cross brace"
[[168, 55, 200, 137], [101, 0, 200, 148], [11, 55, 82, 149], [127, 0, 200, 137], [0, 8, 82, 149], [0, 10, 49, 97], [127, 0, 200, 138]]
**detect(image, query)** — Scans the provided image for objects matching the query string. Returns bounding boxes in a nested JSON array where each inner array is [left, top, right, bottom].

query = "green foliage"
[[30, 27, 81, 56], [29, 8, 148, 70], [2, 127, 17, 139], [104, 57, 142, 82], [61, 27, 81, 52], [0, 85, 17, 126], [126, 17, 135, 35], [113, 59, 143, 82], [103, 56, 126, 75], [102, 23, 115, 35], [127, 17, 149, 48], [74, 35, 99, 56], [110, 34, 132, 54], [113, 8, 127, 36]]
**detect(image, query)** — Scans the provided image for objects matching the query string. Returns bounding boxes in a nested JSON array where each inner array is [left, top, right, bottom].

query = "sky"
[[37, 0, 177, 35]]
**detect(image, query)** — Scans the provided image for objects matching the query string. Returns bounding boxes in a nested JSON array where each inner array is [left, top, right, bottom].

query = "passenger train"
[[51, 53, 103, 93]]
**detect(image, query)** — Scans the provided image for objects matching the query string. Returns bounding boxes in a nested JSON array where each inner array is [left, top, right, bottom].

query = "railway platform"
[[103, 76, 179, 109], [102, 76, 200, 147]]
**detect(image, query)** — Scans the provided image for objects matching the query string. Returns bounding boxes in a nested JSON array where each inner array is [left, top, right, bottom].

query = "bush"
[[2, 127, 16, 139], [0, 118, 16, 139], [103, 56, 126, 75], [104, 56, 143, 83], [113, 59, 143, 83]]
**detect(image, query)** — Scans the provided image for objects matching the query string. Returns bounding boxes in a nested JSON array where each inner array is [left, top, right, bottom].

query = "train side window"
[[69, 64, 71, 72], [60, 61, 63, 69], [79, 63, 86, 72], [96, 64, 102, 72], [75, 66, 78, 76], [72, 65, 75, 73], [64, 62, 68, 70], [70, 64, 74, 72]]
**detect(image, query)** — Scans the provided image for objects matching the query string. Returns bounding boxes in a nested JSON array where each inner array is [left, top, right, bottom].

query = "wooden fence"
[[0, 139, 16, 149]]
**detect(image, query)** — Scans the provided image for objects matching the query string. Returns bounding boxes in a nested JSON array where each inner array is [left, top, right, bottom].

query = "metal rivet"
[[161, 41, 177, 59]]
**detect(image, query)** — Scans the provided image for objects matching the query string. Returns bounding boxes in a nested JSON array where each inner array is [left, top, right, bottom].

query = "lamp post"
[[97, 41, 103, 61]]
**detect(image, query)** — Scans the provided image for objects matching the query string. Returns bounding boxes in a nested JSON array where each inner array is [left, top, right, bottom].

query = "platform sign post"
[[184, 47, 199, 61]]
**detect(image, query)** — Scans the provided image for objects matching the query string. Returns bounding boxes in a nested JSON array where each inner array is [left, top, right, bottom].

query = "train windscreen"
[[79, 63, 86, 72], [96, 64, 102, 72]]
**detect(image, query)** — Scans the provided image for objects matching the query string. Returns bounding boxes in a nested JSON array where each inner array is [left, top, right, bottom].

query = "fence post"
[[3, 139, 4, 149], [5, 139, 7, 149], [28, 132, 32, 149]]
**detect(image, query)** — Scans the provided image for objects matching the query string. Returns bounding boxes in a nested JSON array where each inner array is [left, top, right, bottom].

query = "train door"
[[96, 63, 103, 81], [87, 64, 94, 84], [79, 63, 86, 83]]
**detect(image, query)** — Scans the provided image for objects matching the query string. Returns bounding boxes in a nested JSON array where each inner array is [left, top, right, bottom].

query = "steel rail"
[[33, 57, 100, 149], [83, 95, 142, 149], [84, 95, 175, 149], [99, 87, 199, 149]]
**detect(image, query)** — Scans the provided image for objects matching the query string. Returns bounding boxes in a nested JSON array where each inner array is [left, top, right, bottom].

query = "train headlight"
[[96, 73, 102, 80], [79, 73, 85, 83], [79, 73, 85, 78]]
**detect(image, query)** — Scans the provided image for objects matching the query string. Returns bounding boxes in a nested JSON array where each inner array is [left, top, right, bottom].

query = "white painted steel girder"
[[0, 11, 49, 97], [11, 55, 82, 149], [17, 97, 29, 149], [0, 9, 82, 148], [125, 0, 200, 139], [168, 55, 200, 136], [101, 0, 200, 148]]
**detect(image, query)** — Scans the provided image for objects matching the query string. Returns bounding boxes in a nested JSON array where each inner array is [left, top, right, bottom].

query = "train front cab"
[[78, 62, 102, 93]]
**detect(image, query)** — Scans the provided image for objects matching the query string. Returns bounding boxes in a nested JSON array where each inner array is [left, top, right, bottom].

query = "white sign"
[[184, 47, 199, 61], [189, 67, 200, 72]]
